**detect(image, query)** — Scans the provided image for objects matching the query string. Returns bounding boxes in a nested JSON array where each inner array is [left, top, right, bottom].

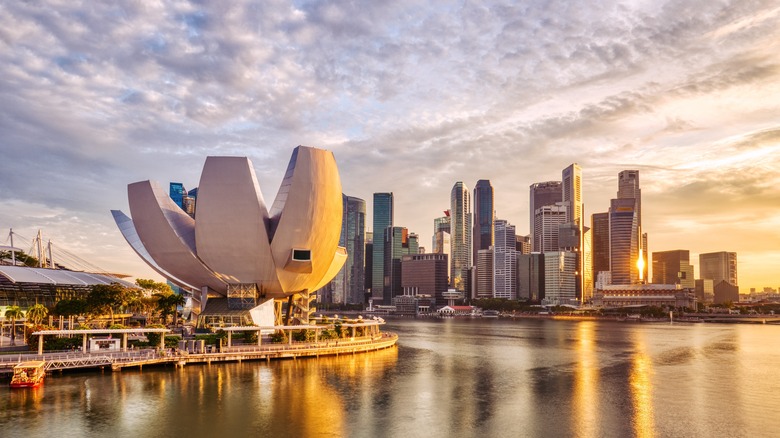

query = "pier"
[[0, 332, 398, 375]]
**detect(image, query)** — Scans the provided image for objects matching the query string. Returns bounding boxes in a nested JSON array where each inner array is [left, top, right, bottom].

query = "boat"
[[482, 310, 500, 318], [10, 360, 46, 388]]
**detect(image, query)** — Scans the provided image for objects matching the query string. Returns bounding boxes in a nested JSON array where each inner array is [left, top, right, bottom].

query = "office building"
[[365, 232, 373, 302], [331, 195, 366, 304], [476, 248, 493, 299], [617, 170, 646, 281], [543, 251, 577, 305], [533, 203, 567, 252], [609, 198, 640, 285], [652, 250, 694, 289], [594, 284, 696, 309], [713, 280, 739, 304], [473, 180, 494, 268], [372, 193, 394, 302], [434, 230, 452, 283], [450, 182, 472, 292], [493, 220, 517, 299], [529, 181, 562, 252], [699, 252, 738, 287], [384, 227, 418, 303], [432, 214, 451, 253], [517, 253, 544, 301], [695, 279, 714, 303], [516, 235, 531, 255], [401, 253, 449, 305]]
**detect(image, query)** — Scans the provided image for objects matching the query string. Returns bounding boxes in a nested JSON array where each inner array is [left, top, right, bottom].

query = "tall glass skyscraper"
[[170, 182, 186, 209], [383, 227, 418, 302], [450, 182, 471, 292], [473, 180, 494, 268], [609, 197, 639, 285], [617, 170, 646, 281], [371, 193, 393, 302], [493, 219, 516, 299], [332, 195, 366, 304], [529, 181, 562, 252], [591, 212, 610, 285]]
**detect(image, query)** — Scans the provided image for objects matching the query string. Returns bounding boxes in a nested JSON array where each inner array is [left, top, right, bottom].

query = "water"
[[2, 318, 779, 437]]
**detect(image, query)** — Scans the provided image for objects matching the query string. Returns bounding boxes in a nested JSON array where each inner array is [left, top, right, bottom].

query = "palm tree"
[[4, 306, 24, 345], [26, 304, 49, 325], [155, 293, 186, 326]]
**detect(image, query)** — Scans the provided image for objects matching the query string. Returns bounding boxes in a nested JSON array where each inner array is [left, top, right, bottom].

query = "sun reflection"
[[630, 334, 655, 438], [573, 321, 598, 438]]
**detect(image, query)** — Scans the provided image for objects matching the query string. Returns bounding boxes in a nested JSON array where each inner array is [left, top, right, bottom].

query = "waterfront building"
[[542, 251, 577, 305], [699, 251, 738, 287], [534, 203, 567, 252], [476, 248, 494, 299], [582, 227, 593, 303], [372, 192, 394, 303], [450, 182, 472, 292], [593, 283, 696, 309], [617, 170, 646, 281], [562, 164, 583, 228], [493, 219, 517, 300], [331, 195, 366, 304], [113, 146, 347, 328], [695, 279, 714, 303], [652, 250, 695, 289], [364, 231, 373, 303], [591, 212, 610, 286], [609, 197, 640, 285], [517, 253, 544, 301], [473, 180, 494, 268], [401, 253, 449, 306], [434, 230, 452, 284], [383, 227, 418, 303], [529, 181, 562, 252]]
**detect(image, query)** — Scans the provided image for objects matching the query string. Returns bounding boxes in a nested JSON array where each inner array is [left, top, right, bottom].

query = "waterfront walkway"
[[0, 332, 398, 375]]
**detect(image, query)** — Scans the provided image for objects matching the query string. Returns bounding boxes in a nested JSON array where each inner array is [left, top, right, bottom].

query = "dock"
[[0, 332, 398, 375]]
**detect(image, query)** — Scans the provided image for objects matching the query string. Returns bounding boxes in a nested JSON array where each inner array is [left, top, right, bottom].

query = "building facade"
[[473, 180, 494, 269], [401, 253, 449, 306], [591, 212, 610, 286], [476, 248, 494, 299], [534, 203, 567, 252], [617, 170, 646, 281], [331, 195, 366, 304], [609, 197, 639, 285], [699, 252, 738, 287], [652, 250, 694, 289], [517, 253, 544, 301], [493, 220, 517, 299], [371, 193, 393, 302], [593, 284, 696, 309], [529, 181, 562, 252], [543, 251, 577, 305], [383, 227, 418, 303], [450, 182, 472, 292]]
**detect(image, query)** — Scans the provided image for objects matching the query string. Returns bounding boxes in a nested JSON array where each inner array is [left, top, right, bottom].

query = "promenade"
[[0, 332, 398, 375]]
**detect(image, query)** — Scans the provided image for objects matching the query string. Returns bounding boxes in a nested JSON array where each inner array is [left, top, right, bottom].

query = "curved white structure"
[[113, 146, 347, 306]]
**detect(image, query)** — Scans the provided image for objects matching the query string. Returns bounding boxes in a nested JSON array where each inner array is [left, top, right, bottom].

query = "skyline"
[[1, 1, 779, 291]]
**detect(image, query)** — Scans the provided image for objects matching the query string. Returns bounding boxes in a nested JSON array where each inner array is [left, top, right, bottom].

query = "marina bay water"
[[2, 318, 779, 437]]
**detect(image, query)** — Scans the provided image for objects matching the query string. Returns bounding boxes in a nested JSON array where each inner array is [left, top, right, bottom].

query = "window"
[[292, 249, 311, 261]]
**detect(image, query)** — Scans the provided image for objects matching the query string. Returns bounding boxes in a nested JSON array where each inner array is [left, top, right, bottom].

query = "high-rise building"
[[401, 253, 449, 305], [493, 220, 517, 299], [695, 279, 714, 303], [331, 195, 366, 304], [516, 235, 531, 255], [609, 198, 640, 285], [473, 180, 494, 267], [543, 251, 577, 305], [170, 182, 186, 209], [450, 182, 472, 292], [617, 170, 646, 281], [652, 250, 695, 289], [699, 252, 738, 286], [432, 213, 451, 253], [517, 253, 544, 301], [529, 181, 562, 252], [533, 203, 567, 252], [383, 227, 418, 303], [562, 163, 584, 300], [476, 248, 493, 299], [434, 230, 452, 284], [582, 227, 593, 302], [372, 193, 393, 302], [364, 232, 373, 303], [591, 212, 610, 285]]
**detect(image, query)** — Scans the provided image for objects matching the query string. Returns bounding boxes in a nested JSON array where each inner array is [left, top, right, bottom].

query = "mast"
[[37, 230, 44, 268], [47, 240, 54, 269], [9, 228, 15, 265]]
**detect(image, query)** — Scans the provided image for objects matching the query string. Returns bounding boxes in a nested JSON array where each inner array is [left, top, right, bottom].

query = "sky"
[[1, 0, 779, 292]]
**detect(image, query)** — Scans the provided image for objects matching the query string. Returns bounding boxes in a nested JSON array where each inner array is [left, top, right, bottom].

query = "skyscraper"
[[617, 170, 646, 281], [543, 251, 577, 305], [170, 182, 186, 209], [652, 250, 695, 289], [473, 180, 494, 267], [699, 252, 738, 287], [332, 195, 366, 304], [493, 219, 517, 299], [591, 212, 610, 284], [476, 248, 493, 298], [383, 227, 418, 302], [533, 203, 567, 252], [517, 253, 544, 301], [562, 164, 582, 227], [529, 181, 562, 252], [609, 197, 640, 285], [450, 182, 471, 292], [432, 213, 451, 253], [372, 193, 393, 302]]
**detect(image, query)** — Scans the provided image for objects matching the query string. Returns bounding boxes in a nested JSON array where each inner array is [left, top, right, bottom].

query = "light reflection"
[[573, 321, 598, 438], [630, 332, 655, 438]]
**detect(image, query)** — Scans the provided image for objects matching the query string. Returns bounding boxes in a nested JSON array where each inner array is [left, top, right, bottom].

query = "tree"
[[87, 283, 131, 324], [155, 293, 186, 326], [136, 279, 173, 295], [26, 303, 49, 325], [54, 299, 88, 317], [4, 305, 24, 345]]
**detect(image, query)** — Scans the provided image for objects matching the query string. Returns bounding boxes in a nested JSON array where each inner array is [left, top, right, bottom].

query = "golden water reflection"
[[573, 321, 598, 438], [630, 331, 655, 438]]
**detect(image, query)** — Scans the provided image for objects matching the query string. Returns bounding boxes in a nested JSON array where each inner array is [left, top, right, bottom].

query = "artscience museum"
[[112, 146, 347, 328]]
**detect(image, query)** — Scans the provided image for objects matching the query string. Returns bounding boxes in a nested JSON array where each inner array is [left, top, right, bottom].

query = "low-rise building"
[[593, 283, 696, 309]]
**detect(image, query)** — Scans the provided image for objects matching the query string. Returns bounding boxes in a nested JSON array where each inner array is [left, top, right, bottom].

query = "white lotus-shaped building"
[[112, 146, 346, 326]]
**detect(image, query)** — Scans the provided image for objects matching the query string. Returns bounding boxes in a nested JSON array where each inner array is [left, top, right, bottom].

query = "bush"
[[270, 331, 287, 343]]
